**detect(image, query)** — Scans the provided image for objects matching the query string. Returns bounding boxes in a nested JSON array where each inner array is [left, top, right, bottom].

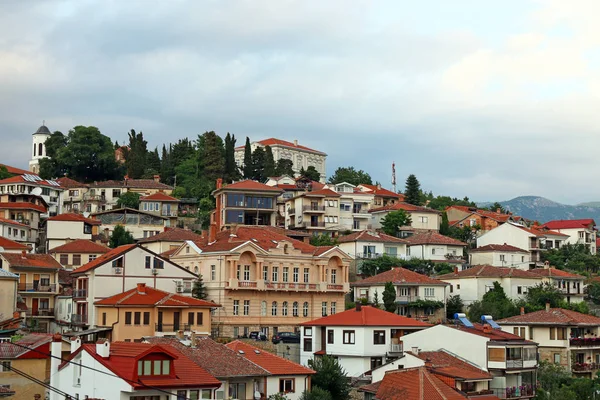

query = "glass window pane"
[[162, 360, 170, 375], [143, 360, 152, 375], [153, 360, 162, 375], [137, 360, 143, 375], [202, 389, 212, 399]]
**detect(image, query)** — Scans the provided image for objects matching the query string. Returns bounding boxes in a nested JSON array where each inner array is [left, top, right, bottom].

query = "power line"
[[5, 363, 75, 399], [7, 341, 204, 400]]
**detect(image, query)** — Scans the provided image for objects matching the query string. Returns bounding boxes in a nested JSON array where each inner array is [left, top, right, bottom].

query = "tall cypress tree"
[[243, 137, 253, 179], [160, 144, 174, 184], [251, 147, 266, 182], [198, 131, 225, 185], [264, 145, 275, 179], [404, 174, 422, 205], [125, 129, 148, 179], [224, 133, 240, 183]]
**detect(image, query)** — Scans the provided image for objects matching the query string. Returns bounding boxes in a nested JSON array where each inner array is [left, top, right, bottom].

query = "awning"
[[63, 327, 112, 337]]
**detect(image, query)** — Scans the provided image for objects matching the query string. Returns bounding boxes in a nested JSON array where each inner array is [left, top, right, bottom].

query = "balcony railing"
[[83, 193, 106, 202], [71, 314, 88, 324], [239, 281, 257, 288], [396, 295, 420, 304], [31, 308, 54, 317], [359, 253, 381, 259], [327, 284, 344, 290], [491, 385, 535, 399], [389, 343, 403, 353], [506, 359, 524, 368], [19, 283, 57, 293], [570, 337, 600, 347], [155, 324, 191, 333], [162, 211, 178, 217], [303, 205, 325, 212], [573, 362, 600, 372], [73, 289, 88, 298], [305, 221, 326, 228]]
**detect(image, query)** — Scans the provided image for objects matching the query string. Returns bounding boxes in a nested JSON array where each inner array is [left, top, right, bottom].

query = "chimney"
[[496, 208, 501, 213], [520, 307, 525, 315], [176, 330, 185, 340], [49, 333, 63, 400], [424, 358, 432, 370], [453, 266, 458, 275], [209, 223, 217, 243], [215, 179, 223, 231], [71, 337, 81, 353], [356, 303, 362, 311], [137, 283, 146, 294], [96, 338, 110, 358], [21, 250, 26, 257], [546, 302, 550, 312], [483, 324, 492, 333], [544, 261, 550, 269], [216, 178, 223, 190], [377, 183, 381, 190], [153, 174, 160, 183], [411, 346, 419, 355], [294, 139, 298, 146], [190, 331, 197, 348]]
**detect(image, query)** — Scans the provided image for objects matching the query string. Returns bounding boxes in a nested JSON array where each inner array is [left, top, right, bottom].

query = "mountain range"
[[477, 196, 600, 224]]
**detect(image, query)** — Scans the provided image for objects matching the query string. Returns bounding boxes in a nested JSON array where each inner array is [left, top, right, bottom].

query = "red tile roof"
[[412, 351, 491, 381], [216, 180, 283, 192], [0, 217, 28, 228], [91, 179, 173, 190], [225, 340, 315, 376], [0, 334, 52, 359], [140, 192, 180, 202], [138, 228, 205, 244], [528, 267, 584, 279], [470, 244, 529, 253], [370, 202, 441, 214], [375, 367, 467, 400], [534, 228, 569, 237], [236, 138, 326, 155], [300, 306, 431, 327], [64, 342, 220, 389], [48, 213, 101, 225], [438, 265, 542, 280], [303, 188, 341, 198], [49, 239, 110, 254], [95, 283, 217, 307], [57, 177, 88, 188], [358, 184, 404, 199], [353, 266, 448, 287], [338, 230, 408, 244], [497, 308, 600, 326], [71, 244, 137, 275], [1, 252, 62, 269], [0, 202, 47, 213], [541, 219, 596, 230], [0, 175, 63, 188], [145, 337, 268, 378], [404, 231, 466, 247], [0, 236, 29, 251], [449, 323, 533, 341], [0, 164, 31, 176]]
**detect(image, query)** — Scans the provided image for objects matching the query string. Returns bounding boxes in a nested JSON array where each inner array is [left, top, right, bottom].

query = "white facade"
[[29, 125, 51, 174], [469, 250, 530, 268], [369, 352, 424, 382], [370, 209, 441, 232], [51, 295, 74, 333], [549, 227, 596, 255], [0, 220, 31, 245], [46, 220, 94, 250], [0, 178, 64, 217], [407, 243, 464, 261], [338, 239, 407, 260], [477, 223, 544, 268], [441, 275, 541, 305]]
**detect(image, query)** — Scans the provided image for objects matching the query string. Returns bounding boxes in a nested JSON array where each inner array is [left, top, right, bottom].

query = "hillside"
[[478, 196, 600, 224]]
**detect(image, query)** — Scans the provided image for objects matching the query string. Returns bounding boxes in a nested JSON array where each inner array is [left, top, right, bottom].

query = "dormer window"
[[137, 358, 171, 376]]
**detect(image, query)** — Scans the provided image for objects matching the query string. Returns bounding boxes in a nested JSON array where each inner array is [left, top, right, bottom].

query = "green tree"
[[535, 361, 577, 399], [160, 144, 174, 184], [116, 192, 141, 209], [310, 234, 338, 246], [223, 133, 241, 183], [0, 166, 12, 180], [490, 202, 505, 213], [446, 295, 464, 319], [307, 355, 350, 400], [264, 145, 276, 179], [382, 282, 397, 313], [380, 209, 412, 237], [109, 225, 135, 248], [274, 158, 295, 177], [268, 394, 290, 400], [467, 281, 518, 320], [302, 166, 320, 182], [372, 290, 381, 309], [404, 174, 421, 205], [440, 212, 450, 235], [192, 275, 208, 300], [328, 167, 372, 185], [524, 283, 563, 309], [144, 147, 161, 178], [251, 146, 266, 181], [585, 281, 600, 304], [243, 137, 253, 179], [198, 131, 225, 185], [125, 129, 148, 179], [196, 198, 215, 230], [427, 195, 476, 211], [299, 387, 333, 400], [39, 131, 68, 179]]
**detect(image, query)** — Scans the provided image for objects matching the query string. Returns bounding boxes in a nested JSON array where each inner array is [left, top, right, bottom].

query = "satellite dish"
[[31, 187, 43, 196]]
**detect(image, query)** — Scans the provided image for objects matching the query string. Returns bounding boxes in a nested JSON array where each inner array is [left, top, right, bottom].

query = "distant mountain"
[[477, 196, 600, 224]]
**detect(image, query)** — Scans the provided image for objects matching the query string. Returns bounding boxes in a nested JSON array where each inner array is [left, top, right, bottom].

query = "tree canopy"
[[109, 225, 135, 248], [404, 174, 421, 205], [125, 129, 147, 179], [328, 167, 372, 186], [307, 355, 351, 400], [300, 166, 321, 182], [380, 209, 412, 237], [383, 282, 396, 313], [116, 192, 141, 209]]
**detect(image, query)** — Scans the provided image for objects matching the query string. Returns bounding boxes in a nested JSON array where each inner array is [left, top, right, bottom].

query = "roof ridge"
[[116, 290, 140, 305]]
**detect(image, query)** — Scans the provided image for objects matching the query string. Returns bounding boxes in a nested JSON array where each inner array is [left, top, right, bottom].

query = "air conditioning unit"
[[114, 267, 122, 274], [151, 268, 158, 275], [176, 287, 184, 293], [176, 281, 183, 287]]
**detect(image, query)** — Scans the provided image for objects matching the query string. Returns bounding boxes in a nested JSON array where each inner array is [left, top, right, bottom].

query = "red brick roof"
[[95, 283, 217, 307], [358, 184, 404, 199], [541, 219, 596, 230], [470, 244, 529, 253], [303, 188, 341, 198], [1, 252, 62, 270], [353, 266, 448, 287], [0, 334, 52, 359], [534, 228, 569, 237], [300, 306, 431, 327], [497, 308, 600, 326], [145, 337, 268, 378], [370, 202, 441, 214], [57, 177, 88, 188], [412, 351, 491, 381], [0, 202, 47, 213], [48, 213, 101, 225], [338, 230, 408, 244], [0, 164, 31, 176], [0, 217, 28, 228], [71, 244, 137, 275], [63, 342, 220, 389], [404, 231, 466, 247], [138, 227, 204, 243], [0, 237, 28, 251], [236, 138, 326, 155], [375, 367, 467, 400], [0, 175, 63, 188], [528, 267, 584, 279], [449, 323, 532, 341], [49, 239, 110, 254], [91, 179, 173, 190], [216, 180, 283, 192], [226, 340, 315, 376], [140, 192, 180, 202]]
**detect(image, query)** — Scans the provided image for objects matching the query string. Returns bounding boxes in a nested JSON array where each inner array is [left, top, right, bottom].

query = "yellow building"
[[95, 283, 219, 342]]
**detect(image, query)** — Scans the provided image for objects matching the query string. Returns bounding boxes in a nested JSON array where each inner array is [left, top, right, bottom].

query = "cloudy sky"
[[1, 0, 598, 204]]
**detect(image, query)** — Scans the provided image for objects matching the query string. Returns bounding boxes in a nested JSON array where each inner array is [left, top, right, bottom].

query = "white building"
[[469, 243, 530, 268], [92, 207, 169, 240], [370, 202, 442, 234], [0, 219, 31, 250], [528, 265, 586, 304], [299, 305, 430, 377], [540, 219, 597, 255], [404, 231, 466, 263], [29, 124, 51, 174], [352, 267, 448, 322], [49, 336, 221, 400], [402, 319, 538, 399], [0, 174, 64, 217], [234, 138, 327, 183], [46, 213, 101, 250], [337, 230, 408, 259], [70, 243, 197, 331]]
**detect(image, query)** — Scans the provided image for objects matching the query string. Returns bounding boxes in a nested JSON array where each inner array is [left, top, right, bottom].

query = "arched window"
[[271, 301, 278, 316], [38, 143, 43, 157], [282, 301, 288, 316], [261, 301, 267, 316], [194, 266, 199, 274], [292, 302, 298, 317], [33, 143, 36, 157], [303, 302, 309, 317]]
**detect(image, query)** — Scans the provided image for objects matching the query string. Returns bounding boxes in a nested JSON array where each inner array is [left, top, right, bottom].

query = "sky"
[[1, 0, 599, 204]]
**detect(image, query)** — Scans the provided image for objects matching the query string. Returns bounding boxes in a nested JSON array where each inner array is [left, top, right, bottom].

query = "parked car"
[[249, 331, 267, 341], [272, 332, 300, 344]]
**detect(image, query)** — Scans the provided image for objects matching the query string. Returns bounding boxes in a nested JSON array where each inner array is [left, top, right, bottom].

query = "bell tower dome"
[[29, 122, 51, 174]]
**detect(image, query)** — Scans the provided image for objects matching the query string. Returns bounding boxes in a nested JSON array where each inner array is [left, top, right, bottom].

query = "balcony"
[[18, 283, 57, 293], [162, 211, 178, 217], [491, 385, 535, 399], [155, 324, 191, 333], [228, 279, 348, 292], [359, 253, 382, 259], [352, 208, 370, 218], [506, 359, 523, 368], [570, 337, 600, 347], [238, 281, 257, 288], [303, 205, 325, 213], [288, 208, 296, 215], [73, 289, 88, 299], [31, 308, 54, 317], [301, 221, 326, 228], [71, 314, 88, 325], [396, 295, 420, 304], [388, 343, 403, 354], [573, 362, 600, 372], [327, 284, 344, 291], [83, 193, 106, 202]]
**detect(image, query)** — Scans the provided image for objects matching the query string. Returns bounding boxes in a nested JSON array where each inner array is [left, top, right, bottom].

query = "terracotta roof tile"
[[470, 244, 529, 253], [412, 350, 491, 380], [437, 265, 539, 280], [300, 306, 431, 327], [236, 138, 326, 155], [0, 175, 63, 188], [0, 334, 52, 359], [370, 202, 441, 214], [95, 284, 218, 307], [404, 231, 466, 247], [358, 184, 404, 199], [0, 217, 29, 228], [303, 188, 341, 198], [541, 219, 596, 230], [225, 340, 315, 376], [528, 267, 584, 279], [216, 180, 283, 192], [0, 164, 31, 176], [48, 213, 101, 225], [71, 244, 137, 275], [0, 202, 47, 213], [138, 228, 204, 244], [338, 230, 408, 244], [375, 367, 467, 400], [57, 177, 88, 188], [358, 380, 381, 394], [354, 267, 448, 286], [497, 308, 600, 326], [49, 239, 111, 254], [140, 192, 180, 202], [448, 323, 533, 341], [1, 252, 62, 269], [0, 236, 29, 250]]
